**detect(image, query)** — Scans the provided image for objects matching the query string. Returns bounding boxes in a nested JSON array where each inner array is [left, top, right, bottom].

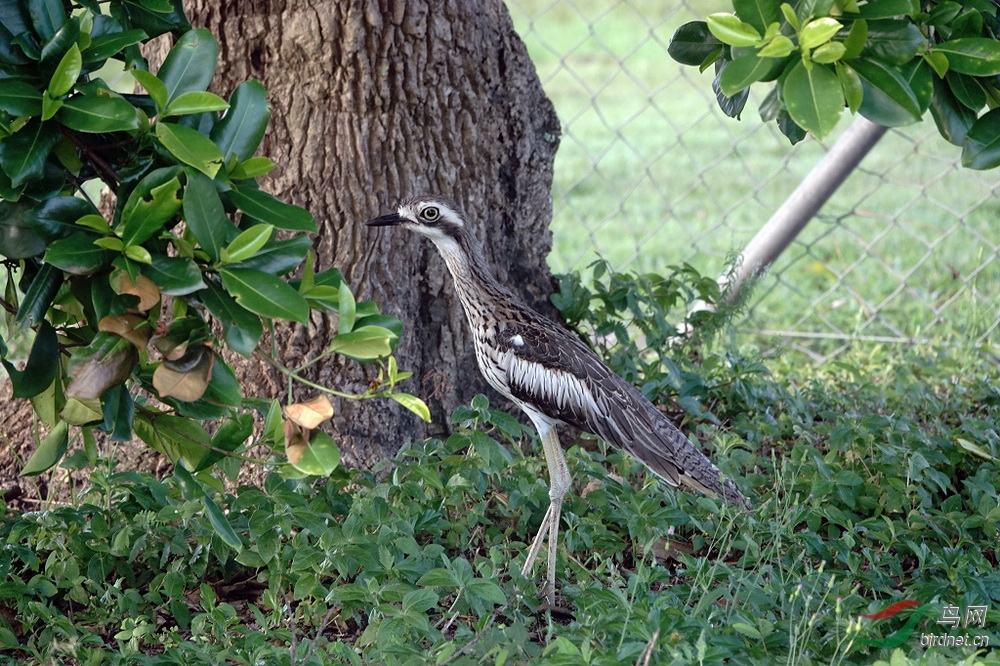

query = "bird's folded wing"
[[499, 319, 748, 508]]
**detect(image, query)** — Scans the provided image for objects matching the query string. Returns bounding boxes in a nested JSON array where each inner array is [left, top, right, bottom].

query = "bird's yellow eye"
[[420, 206, 440, 222]]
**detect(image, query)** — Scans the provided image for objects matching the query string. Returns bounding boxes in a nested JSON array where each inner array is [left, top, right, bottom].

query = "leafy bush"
[[0, 1, 425, 483], [669, 0, 1000, 169]]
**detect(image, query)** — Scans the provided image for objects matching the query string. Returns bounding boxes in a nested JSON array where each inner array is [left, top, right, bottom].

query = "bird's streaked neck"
[[425, 227, 514, 317]]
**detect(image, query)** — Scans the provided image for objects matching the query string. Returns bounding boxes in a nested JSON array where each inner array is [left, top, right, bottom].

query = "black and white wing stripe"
[[497, 317, 749, 508]]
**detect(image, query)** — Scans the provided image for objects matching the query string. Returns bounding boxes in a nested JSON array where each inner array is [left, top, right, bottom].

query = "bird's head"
[[365, 195, 466, 244]]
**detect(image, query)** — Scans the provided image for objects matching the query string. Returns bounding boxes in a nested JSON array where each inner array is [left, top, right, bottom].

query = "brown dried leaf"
[[98, 313, 151, 350], [284, 395, 334, 429], [66, 336, 137, 400], [283, 420, 309, 465], [152, 347, 214, 401], [110, 269, 161, 311], [150, 335, 187, 360]]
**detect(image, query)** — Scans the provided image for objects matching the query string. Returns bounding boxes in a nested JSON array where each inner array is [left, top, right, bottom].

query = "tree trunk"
[[180, 0, 560, 468]]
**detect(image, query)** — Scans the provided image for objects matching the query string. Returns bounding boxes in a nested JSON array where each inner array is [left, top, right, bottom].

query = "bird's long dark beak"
[[365, 212, 405, 227]]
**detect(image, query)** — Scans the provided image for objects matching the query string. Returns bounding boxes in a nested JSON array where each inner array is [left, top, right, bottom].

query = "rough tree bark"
[[179, 0, 561, 468], [0, 0, 559, 496]]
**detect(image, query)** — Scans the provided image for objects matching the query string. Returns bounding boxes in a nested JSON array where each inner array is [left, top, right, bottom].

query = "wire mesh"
[[507, 0, 1000, 361]]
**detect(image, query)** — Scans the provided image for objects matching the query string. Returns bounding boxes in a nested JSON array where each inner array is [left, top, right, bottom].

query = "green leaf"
[[131, 68, 168, 112], [163, 91, 229, 117], [44, 231, 114, 275], [781, 60, 844, 138], [0, 200, 46, 259], [923, 51, 949, 78], [43, 18, 79, 62], [851, 57, 922, 124], [21, 420, 69, 476], [836, 62, 864, 113], [48, 43, 81, 97], [707, 13, 762, 47], [0, 81, 43, 116], [927, 2, 962, 30], [29, 0, 65, 41], [935, 38, 1000, 76], [812, 41, 847, 64], [84, 29, 148, 63], [668, 21, 722, 67], [289, 429, 340, 476], [61, 397, 103, 426], [219, 267, 310, 324], [200, 279, 262, 356], [328, 326, 397, 361], [338, 281, 356, 334], [116, 0, 190, 40], [155, 122, 224, 177], [222, 224, 273, 264], [417, 567, 456, 588], [945, 71, 986, 110], [0, 120, 60, 188], [841, 18, 868, 60], [157, 28, 218, 104], [718, 54, 777, 96], [124, 244, 152, 264], [14, 263, 63, 328], [758, 34, 794, 58], [227, 185, 317, 232], [211, 80, 270, 163], [800, 17, 842, 50], [900, 59, 933, 115], [57, 94, 140, 133], [230, 156, 275, 180], [732, 622, 764, 640], [182, 170, 235, 261], [202, 494, 242, 550], [227, 235, 311, 274], [861, 19, 925, 66], [390, 393, 431, 422], [733, 0, 781, 33], [7, 321, 59, 398], [780, 3, 800, 31], [143, 255, 207, 295], [955, 437, 997, 461], [22, 195, 97, 241], [962, 108, 1000, 170], [137, 415, 211, 469], [41, 92, 63, 121], [930, 77, 976, 145], [101, 384, 135, 441], [855, 0, 916, 19], [196, 412, 252, 471], [117, 168, 183, 246]]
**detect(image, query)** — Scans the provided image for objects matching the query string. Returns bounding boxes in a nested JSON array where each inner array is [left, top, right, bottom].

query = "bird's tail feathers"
[[626, 417, 751, 510]]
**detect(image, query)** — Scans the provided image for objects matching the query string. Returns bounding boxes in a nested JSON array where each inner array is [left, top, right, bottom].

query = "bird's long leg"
[[520, 419, 571, 605]]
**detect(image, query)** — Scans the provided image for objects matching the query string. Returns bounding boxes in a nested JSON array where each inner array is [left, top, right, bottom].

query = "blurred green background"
[[507, 0, 999, 358]]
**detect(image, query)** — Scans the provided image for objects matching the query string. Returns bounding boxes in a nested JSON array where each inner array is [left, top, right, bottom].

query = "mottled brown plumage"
[[367, 195, 749, 603]]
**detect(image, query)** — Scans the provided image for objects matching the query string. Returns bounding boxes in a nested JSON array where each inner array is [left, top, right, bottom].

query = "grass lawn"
[[2, 336, 998, 665]]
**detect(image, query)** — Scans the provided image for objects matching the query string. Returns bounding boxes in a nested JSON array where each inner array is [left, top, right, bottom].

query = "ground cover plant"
[[2, 262, 998, 665]]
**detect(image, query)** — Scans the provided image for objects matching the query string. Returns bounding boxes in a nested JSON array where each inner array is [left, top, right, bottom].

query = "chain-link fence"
[[507, 0, 1000, 361]]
